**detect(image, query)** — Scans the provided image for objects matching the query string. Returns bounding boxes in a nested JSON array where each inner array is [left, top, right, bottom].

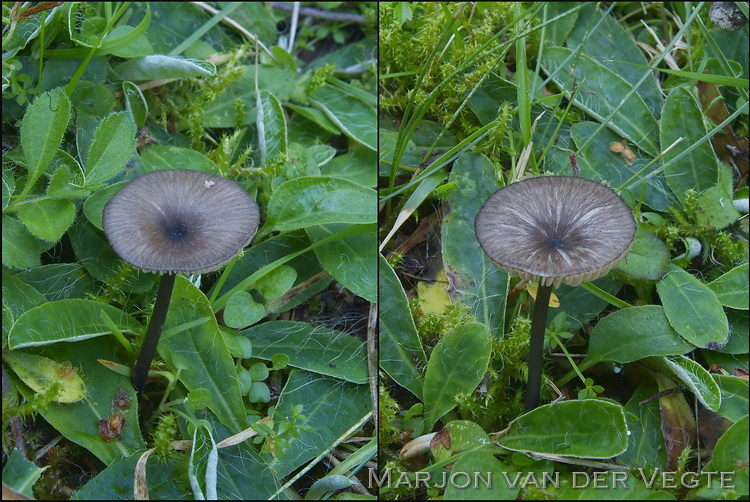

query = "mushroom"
[[102, 169, 260, 394], [474, 176, 635, 410]]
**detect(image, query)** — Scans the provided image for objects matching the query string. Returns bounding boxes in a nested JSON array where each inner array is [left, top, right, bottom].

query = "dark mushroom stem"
[[525, 283, 552, 411], [132, 273, 176, 394]]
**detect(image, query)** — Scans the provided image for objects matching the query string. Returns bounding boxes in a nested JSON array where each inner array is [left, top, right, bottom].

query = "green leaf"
[[423, 323, 491, 429], [695, 185, 741, 230], [122, 81, 148, 128], [266, 177, 376, 232], [112, 55, 215, 81], [570, 121, 674, 211], [713, 375, 749, 423], [656, 265, 729, 348], [160, 276, 246, 433], [444, 451, 521, 500], [223, 291, 265, 329], [257, 90, 288, 167], [69, 451, 192, 499], [442, 153, 509, 335], [1, 216, 41, 269], [661, 87, 720, 203], [2, 450, 45, 499], [307, 224, 377, 302], [140, 145, 220, 174], [254, 265, 297, 301], [586, 305, 694, 364], [709, 264, 749, 310], [304, 475, 351, 500], [429, 420, 491, 463], [271, 370, 371, 478], [619, 387, 668, 469], [10, 337, 146, 464], [540, 47, 659, 156], [2, 274, 47, 325], [85, 112, 137, 187], [565, 3, 663, 116], [321, 149, 376, 187], [500, 400, 629, 458], [379, 255, 427, 400], [703, 415, 749, 494], [8, 299, 142, 349], [83, 181, 126, 230], [286, 103, 341, 135], [17, 198, 76, 242], [242, 321, 368, 384], [20, 88, 71, 196], [15, 264, 94, 301], [616, 228, 670, 280], [248, 382, 270, 404], [648, 355, 722, 411], [309, 83, 376, 150]]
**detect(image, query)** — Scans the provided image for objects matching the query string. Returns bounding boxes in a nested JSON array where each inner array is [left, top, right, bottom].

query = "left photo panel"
[[2, 2, 377, 500]]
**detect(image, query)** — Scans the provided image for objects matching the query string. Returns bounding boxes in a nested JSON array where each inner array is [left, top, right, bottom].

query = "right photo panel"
[[377, 2, 749, 500]]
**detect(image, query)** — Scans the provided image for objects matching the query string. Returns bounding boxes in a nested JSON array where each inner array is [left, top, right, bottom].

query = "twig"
[[270, 2, 366, 24]]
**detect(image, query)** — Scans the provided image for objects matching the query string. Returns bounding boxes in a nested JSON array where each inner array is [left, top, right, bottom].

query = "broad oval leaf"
[[708, 264, 749, 310], [656, 265, 729, 348], [8, 299, 142, 349], [161, 276, 246, 433], [565, 3, 663, 116], [224, 291, 265, 329], [85, 112, 137, 187], [17, 198, 75, 242], [423, 323, 491, 429], [267, 177, 376, 232], [617, 228, 670, 280], [648, 355, 722, 412], [500, 399, 629, 458], [379, 254, 427, 399], [706, 415, 749, 485], [242, 321, 367, 384], [307, 223, 376, 302], [442, 153, 509, 335], [20, 88, 71, 195], [2, 216, 41, 269], [271, 369, 371, 478], [661, 86, 720, 202], [140, 144, 220, 174], [540, 47, 659, 156], [587, 305, 694, 364], [255, 264, 297, 301], [713, 375, 749, 423], [570, 121, 674, 211], [309, 83, 376, 150]]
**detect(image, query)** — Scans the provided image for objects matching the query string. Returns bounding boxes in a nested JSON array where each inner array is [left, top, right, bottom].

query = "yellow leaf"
[[3, 351, 87, 403], [418, 267, 452, 315], [526, 282, 560, 307]]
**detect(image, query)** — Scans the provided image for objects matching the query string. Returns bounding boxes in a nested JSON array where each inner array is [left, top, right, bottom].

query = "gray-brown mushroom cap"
[[103, 169, 260, 274], [475, 176, 636, 288]]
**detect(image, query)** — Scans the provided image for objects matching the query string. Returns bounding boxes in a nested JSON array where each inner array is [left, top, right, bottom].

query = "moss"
[[379, 2, 518, 166]]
